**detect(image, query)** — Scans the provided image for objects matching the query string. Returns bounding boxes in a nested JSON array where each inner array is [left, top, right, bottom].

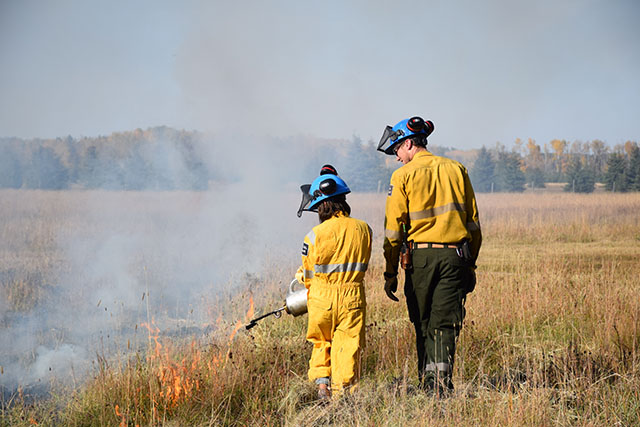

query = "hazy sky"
[[1, 0, 639, 148]]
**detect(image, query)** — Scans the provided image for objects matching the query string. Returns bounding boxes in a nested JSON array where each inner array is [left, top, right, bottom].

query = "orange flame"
[[247, 295, 255, 320], [142, 294, 255, 416], [142, 320, 205, 410], [208, 353, 221, 373], [114, 404, 126, 427], [227, 295, 255, 349], [141, 321, 162, 359], [228, 321, 243, 343]]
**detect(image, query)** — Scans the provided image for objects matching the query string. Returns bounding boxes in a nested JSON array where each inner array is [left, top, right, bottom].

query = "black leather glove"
[[383, 273, 399, 302]]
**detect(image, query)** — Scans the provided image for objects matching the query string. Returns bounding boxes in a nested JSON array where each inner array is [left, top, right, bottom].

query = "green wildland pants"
[[404, 247, 476, 391]]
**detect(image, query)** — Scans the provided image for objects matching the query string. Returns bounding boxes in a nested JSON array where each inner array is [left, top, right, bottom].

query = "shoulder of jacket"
[[309, 222, 325, 235], [412, 152, 468, 172], [313, 216, 340, 232], [390, 164, 411, 181], [430, 152, 466, 168], [352, 217, 371, 229], [441, 156, 469, 174], [390, 155, 432, 180]]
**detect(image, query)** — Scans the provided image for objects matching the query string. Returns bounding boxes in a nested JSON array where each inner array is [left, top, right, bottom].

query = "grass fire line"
[[124, 297, 259, 422]]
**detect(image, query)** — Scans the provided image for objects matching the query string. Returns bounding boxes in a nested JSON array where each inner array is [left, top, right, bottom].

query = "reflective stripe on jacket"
[[300, 212, 372, 288], [384, 150, 482, 275]]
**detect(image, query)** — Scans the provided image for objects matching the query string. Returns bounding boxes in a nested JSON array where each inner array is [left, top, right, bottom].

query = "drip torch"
[[245, 278, 307, 330]]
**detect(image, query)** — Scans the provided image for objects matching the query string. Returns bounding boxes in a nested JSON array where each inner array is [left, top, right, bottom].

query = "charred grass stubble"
[[1, 190, 640, 425]]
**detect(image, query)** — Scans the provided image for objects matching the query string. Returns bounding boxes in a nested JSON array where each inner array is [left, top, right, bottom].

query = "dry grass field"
[[1, 190, 639, 426]]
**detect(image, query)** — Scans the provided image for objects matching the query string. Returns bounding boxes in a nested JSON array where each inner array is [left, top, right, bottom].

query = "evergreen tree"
[[121, 145, 151, 190], [604, 153, 627, 192], [178, 134, 209, 190], [470, 146, 495, 192], [0, 144, 23, 188], [524, 167, 545, 189], [626, 144, 640, 191], [494, 152, 525, 192], [64, 135, 80, 184], [590, 139, 609, 181], [564, 156, 595, 193], [78, 145, 111, 188], [341, 136, 392, 192], [343, 136, 373, 191], [23, 146, 69, 189]]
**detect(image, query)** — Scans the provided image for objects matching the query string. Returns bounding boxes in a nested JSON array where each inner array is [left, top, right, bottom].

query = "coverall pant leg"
[[306, 282, 365, 394], [404, 248, 471, 391]]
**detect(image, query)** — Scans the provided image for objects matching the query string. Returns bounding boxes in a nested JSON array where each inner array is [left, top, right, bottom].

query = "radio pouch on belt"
[[457, 240, 473, 264], [400, 223, 413, 270]]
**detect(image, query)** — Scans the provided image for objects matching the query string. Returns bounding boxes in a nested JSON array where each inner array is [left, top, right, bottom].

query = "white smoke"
[[0, 133, 325, 393], [29, 344, 88, 385]]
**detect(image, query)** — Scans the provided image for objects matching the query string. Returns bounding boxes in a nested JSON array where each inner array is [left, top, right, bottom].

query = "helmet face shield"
[[296, 175, 351, 217], [377, 117, 435, 155], [297, 184, 314, 217], [377, 125, 405, 155]]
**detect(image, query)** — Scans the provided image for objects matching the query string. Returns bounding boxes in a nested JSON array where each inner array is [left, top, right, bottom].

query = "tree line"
[[0, 127, 381, 191], [1, 128, 639, 193], [0, 127, 209, 190], [469, 139, 640, 193]]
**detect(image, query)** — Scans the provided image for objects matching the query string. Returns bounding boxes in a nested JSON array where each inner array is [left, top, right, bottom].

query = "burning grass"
[[1, 190, 640, 425]]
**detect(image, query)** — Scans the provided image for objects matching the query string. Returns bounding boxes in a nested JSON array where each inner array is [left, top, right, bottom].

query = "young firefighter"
[[377, 116, 482, 396], [296, 165, 372, 399]]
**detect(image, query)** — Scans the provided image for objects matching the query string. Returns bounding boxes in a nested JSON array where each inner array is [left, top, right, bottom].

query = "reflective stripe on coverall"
[[383, 150, 482, 389], [299, 212, 372, 393]]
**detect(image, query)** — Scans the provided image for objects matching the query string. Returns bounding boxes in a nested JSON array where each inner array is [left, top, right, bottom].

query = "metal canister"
[[284, 278, 308, 316]]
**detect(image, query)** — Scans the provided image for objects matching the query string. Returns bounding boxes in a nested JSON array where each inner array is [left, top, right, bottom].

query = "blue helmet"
[[297, 173, 351, 217], [377, 116, 434, 155]]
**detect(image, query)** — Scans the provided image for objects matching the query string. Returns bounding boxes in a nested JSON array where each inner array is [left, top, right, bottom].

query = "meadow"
[[1, 190, 639, 426]]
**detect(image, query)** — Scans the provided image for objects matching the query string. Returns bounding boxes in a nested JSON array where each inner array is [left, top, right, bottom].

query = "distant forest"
[[1, 127, 639, 193], [0, 127, 394, 192], [469, 138, 640, 193]]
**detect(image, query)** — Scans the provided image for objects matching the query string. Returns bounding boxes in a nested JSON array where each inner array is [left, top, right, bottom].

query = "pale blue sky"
[[1, 0, 639, 148]]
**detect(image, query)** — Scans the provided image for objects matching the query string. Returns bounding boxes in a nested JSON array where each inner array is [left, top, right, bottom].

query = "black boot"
[[420, 371, 453, 398]]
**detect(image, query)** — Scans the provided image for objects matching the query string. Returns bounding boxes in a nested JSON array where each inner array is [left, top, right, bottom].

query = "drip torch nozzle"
[[244, 305, 286, 330]]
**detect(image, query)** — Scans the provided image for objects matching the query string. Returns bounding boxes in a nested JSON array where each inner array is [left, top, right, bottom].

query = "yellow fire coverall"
[[298, 212, 372, 393]]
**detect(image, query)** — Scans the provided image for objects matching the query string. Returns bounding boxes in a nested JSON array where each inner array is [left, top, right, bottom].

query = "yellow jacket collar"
[[413, 150, 433, 160]]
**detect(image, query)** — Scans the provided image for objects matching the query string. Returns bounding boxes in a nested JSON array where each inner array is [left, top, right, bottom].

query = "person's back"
[[305, 212, 371, 286], [377, 116, 481, 396], [296, 167, 372, 399], [386, 150, 479, 247]]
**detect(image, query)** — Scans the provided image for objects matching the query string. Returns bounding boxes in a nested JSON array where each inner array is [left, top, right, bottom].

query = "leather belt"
[[413, 242, 459, 249]]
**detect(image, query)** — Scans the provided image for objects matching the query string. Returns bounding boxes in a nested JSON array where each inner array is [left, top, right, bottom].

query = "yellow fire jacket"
[[384, 150, 482, 276], [299, 212, 372, 287]]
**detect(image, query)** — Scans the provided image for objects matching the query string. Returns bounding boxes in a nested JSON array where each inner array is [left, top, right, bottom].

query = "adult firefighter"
[[296, 165, 373, 399], [377, 116, 482, 396]]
